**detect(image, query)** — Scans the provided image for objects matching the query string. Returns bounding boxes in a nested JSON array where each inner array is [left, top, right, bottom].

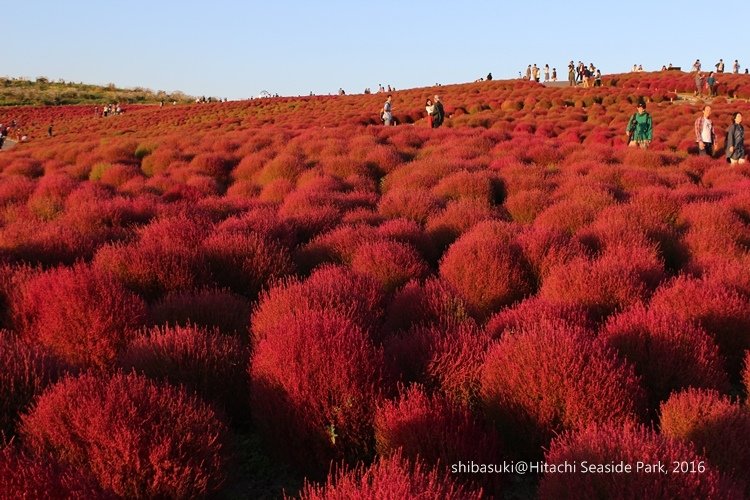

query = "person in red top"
[[694, 105, 716, 156]]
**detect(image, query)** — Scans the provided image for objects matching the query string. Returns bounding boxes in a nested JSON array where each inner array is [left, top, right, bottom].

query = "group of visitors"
[[98, 104, 123, 117], [568, 61, 601, 87], [0, 120, 28, 147], [626, 100, 745, 164], [380, 94, 445, 128], [522, 64, 558, 83]]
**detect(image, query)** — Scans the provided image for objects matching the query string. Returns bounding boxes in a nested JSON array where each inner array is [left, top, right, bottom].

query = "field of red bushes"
[[2, 70, 750, 498]]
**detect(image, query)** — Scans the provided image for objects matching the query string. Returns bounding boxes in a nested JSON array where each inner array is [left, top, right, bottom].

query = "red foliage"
[[350, 240, 429, 293], [374, 385, 501, 493], [539, 240, 666, 320], [600, 305, 729, 412], [439, 221, 533, 320], [649, 276, 750, 379], [378, 188, 442, 224], [120, 324, 249, 422], [480, 319, 645, 457], [539, 423, 742, 500], [250, 309, 385, 473], [660, 389, 750, 493], [203, 231, 294, 298], [251, 265, 386, 343], [382, 278, 472, 335], [296, 450, 483, 500], [0, 446, 105, 499], [15, 264, 147, 369], [0, 334, 66, 439], [485, 296, 593, 339], [20, 372, 229, 498]]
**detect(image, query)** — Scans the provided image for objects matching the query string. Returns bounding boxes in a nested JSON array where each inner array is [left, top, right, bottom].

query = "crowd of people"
[[97, 104, 123, 117], [626, 100, 745, 164], [0, 120, 29, 147]]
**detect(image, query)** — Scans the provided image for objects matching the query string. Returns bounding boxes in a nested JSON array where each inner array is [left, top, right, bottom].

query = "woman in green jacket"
[[626, 100, 653, 148]]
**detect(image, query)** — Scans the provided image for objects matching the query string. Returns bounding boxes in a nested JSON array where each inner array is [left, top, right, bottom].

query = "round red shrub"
[[425, 199, 502, 253], [251, 265, 386, 343], [649, 276, 750, 379], [600, 305, 729, 412], [351, 240, 429, 293], [296, 450, 483, 500], [539, 423, 742, 500], [374, 385, 501, 493], [120, 324, 249, 422], [480, 319, 645, 457], [539, 241, 666, 321], [203, 231, 294, 298], [382, 278, 472, 335], [20, 372, 229, 498], [485, 296, 593, 340], [16, 264, 147, 369], [297, 224, 380, 271], [660, 389, 750, 492], [439, 221, 533, 320], [250, 309, 385, 473], [378, 188, 442, 224]]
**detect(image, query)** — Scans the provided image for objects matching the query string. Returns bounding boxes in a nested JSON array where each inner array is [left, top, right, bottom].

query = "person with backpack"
[[432, 95, 445, 128], [726, 112, 746, 164], [694, 105, 716, 156], [626, 100, 653, 148]]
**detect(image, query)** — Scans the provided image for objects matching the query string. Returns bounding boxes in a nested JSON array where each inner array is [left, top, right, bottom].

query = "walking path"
[[0, 139, 17, 151]]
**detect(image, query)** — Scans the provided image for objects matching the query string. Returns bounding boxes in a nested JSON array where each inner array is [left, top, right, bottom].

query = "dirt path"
[[0, 139, 17, 151]]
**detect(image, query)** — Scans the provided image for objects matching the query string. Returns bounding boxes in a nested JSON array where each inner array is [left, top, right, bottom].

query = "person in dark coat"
[[432, 95, 445, 128], [726, 112, 746, 164]]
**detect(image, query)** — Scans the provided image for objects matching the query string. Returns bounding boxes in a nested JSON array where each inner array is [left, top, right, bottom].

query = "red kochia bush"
[[16, 264, 147, 369], [485, 297, 594, 339], [480, 319, 645, 457], [382, 278, 472, 335], [250, 310, 384, 474], [251, 265, 386, 343], [600, 305, 729, 412], [378, 188, 442, 224], [439, 221, 533, 320], [20, 372, 228, 499], [350, 240, 429, 293], [539, 241, 665, 320], [649, 276, 750, 379], [119, 324, 249, 422], [539, 423, 741, 500], [375, 385, 501, 467], [296, 450, 483, 500], [660, 389, 750, 492], [0, 334, 66, 438], [203, 231, 294, 298], [0, 446, 105, 499]]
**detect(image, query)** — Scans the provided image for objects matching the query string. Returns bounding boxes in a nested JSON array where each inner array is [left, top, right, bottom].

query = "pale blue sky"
[[4, 1, 747, 99]]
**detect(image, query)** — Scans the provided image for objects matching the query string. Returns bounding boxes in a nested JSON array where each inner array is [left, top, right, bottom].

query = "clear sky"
[[4, 1, 748, 99]]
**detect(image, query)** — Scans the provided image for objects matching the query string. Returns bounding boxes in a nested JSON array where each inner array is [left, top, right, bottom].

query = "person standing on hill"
[[425, 97, 435, 128], [692, 59, 702, 72], [568, 62, 576, 86], [544, 64, 550, 82], [715, 59, 725, 73], [694, 72, 704, 97], [706, 72, 718, 97], [525, 65, 532, 81], [382, 95, 393, 126], [695, 105, 716, 156], [532, 64, 540, 82], [726, 112, 746, 164], [551, 68, 557, 81], [432, 95, 445, 128], [733, 60, 740, 74], [626, 100, 653, 149]]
